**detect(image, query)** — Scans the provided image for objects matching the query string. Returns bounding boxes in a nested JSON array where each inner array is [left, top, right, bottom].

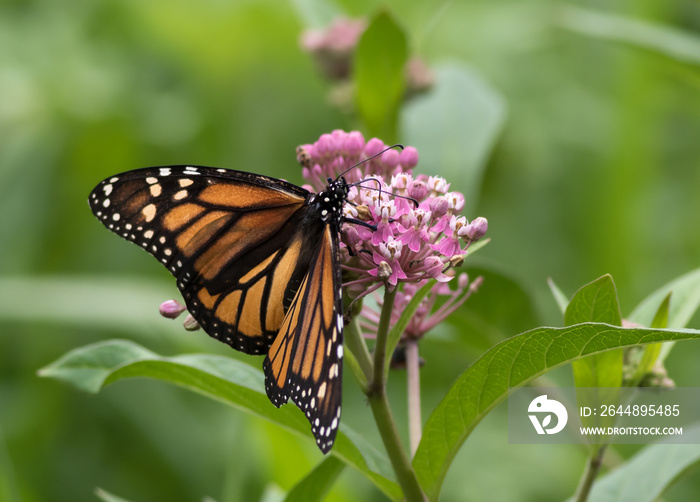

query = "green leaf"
[[384, 279, 435, 378], [630, 268, 700, 329], [565, 424, 700, 502], [284, 456, 345, 502], [566, 275, 623, 389], [354, 11, 408, 141], [629, 293, 670, 385], [40, 340, 401, 501], [557, 4, 700, 67], [629, 267, 700, 362], [401, 62, 506, 212], [547, 277, 570, 315], [412, 323, 700, 500]]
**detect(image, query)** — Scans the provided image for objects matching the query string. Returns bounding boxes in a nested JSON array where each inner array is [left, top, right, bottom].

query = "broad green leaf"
[[629, 267, 700, 362], [547, 277, 570, 315], [412, 323, 700, 501], [629, 268, 700, 328], [629, 293, 670, 386], [354, 11, 407, 141], [566, 424, 700, 502], [401, 62, 506, 213], [566, 275, 623, 389], [284, 456, 345, 502], [558, 4, 700, 67], [384, 279, 435, 378], [40, 340, 401, 501]]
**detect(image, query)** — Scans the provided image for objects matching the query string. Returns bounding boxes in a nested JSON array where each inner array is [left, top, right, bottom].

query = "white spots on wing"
[[184, 166, 201, 175], [317, 381, 327, 399], [310, 397, 315, 409], [103, 184, 113, 196], [326, 339, 332, 356], [143, 229, 154, 239], [150, 184, 162, 197], [125, 223, 132, 230], [179, 178, 193, 187], [216, 168, 226, 173], [321, 209, 328, 216], [109, 177, 119, 183], [159, 236, 166, 244], [142, 204, 156, 222], [112, 213, 120, 221], [329, 363, 338, 379], [146, 177, 158, 185], [164, 248, 172, 256], [174, 190, 188, 201], [159, 168, 171, 176], [102, 199, 110, 208], [337, 344, 343, 359]]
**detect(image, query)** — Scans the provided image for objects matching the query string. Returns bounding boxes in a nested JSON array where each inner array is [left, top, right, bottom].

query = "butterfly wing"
[[263, 225, 344, 453], [89, 165, 313, 355]]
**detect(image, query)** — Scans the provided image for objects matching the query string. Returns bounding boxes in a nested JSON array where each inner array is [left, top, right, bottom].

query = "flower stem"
[[367, 286, 425, 502], [575, 445, 606, 502], [406, 339, 422, 457]]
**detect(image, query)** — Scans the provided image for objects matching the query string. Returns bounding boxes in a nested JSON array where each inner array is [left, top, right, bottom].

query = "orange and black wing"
[[88, 165, 313, 355], [263, 225, 344, 453]]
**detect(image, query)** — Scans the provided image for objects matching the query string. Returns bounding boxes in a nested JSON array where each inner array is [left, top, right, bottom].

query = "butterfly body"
[[89, 165, 347, 452]]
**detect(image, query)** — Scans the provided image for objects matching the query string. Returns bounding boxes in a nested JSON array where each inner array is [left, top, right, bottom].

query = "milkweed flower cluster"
[[298, 130, 488, 340], [299, 130, 487, 287]]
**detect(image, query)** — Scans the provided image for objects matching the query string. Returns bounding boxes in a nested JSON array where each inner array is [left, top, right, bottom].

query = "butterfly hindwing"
[[263, 225, 343, 453], [89, 165, 312, 355]]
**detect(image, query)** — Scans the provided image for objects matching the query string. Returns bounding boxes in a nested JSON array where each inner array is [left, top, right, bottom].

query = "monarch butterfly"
[[89, 162, 360, 453]]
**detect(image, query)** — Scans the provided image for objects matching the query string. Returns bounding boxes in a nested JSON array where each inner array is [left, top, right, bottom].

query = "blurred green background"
[[1, 0, 700, 500]]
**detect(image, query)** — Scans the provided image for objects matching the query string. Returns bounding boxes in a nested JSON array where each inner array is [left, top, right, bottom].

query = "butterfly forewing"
[[263, 226, 343, 453], [89, 165, 310, 354], [89, 164, 348, 453]]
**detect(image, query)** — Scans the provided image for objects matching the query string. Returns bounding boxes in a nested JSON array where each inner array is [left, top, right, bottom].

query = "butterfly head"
[[311, 176, 349, 225]]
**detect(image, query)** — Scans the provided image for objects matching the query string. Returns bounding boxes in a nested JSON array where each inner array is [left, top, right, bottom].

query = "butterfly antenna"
[[335, 144, 404, 181], [348, 178, 419, 208]]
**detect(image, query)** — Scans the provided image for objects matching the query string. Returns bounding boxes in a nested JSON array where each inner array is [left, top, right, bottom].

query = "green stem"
[[371, 286, 397, 392], [366, 286, 425, 502], [343, 316, 373, 391], [575, 445, 606, 502]]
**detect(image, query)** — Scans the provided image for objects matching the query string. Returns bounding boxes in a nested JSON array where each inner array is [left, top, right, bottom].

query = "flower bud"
[[344, 131, 365, 156], [381, 149, 400, 169], [364, 138, 385, 158], [377, 261, 392, 281], [449, 254, 465, 268], [466, 217, 488, 240], [296, 145, 312, 167], [429, 196, 449, 219], [159, 299, 186, 319], [183, 314, 201, 331], [399, 146, 419, 170], [409, 181, 428, 202]]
